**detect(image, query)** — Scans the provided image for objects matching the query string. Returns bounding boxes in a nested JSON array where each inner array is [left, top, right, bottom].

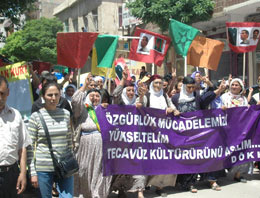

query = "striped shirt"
[[27, 108, 72, 176]]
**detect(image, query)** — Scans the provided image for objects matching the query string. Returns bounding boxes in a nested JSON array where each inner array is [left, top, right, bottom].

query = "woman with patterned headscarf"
[[72, 73, 112, 198], [111, 68, 146, 198], [221, 78, 251, 183], [136, 74, 180, 197]]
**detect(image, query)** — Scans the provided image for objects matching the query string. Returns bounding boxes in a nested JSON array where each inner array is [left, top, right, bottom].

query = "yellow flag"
[[91, 47, 116, 78]]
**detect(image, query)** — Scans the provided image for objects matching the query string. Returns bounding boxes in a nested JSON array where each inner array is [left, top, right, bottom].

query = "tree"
[[127, 0, 215, 32], [1, 17, 63, 64], [0, 0, 37, 24]]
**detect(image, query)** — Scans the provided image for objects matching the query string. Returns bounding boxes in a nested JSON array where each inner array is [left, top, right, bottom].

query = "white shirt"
[[0, 105, 31, 166], [253, 93, 260, 102]]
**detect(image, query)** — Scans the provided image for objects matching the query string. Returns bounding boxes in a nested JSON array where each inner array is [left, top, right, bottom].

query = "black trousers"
[[0, 163, 19, 198]]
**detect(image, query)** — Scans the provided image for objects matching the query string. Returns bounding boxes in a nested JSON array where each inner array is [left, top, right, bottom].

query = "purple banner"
[[96, 105, 260, 176]]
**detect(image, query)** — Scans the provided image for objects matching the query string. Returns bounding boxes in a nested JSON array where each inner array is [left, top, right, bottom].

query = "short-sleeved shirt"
[[0, 105, 31, 166]]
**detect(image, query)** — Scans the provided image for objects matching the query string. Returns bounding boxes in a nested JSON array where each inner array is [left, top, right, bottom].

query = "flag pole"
[[152, 63, 155, 75], [108, 74, 111, 95], [103, 68, 110, 90], [243, 52, 246, 82], [184, 56, 187, 76], [77, 68, 81, 88]]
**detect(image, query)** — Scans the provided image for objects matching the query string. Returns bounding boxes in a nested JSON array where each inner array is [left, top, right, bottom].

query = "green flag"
[[95, 35, 119, 68], [169, 19, 199, 56]]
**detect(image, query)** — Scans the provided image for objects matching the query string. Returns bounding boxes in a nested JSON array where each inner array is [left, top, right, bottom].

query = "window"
[[118, 6, 122, 28], [83, 16, 88, 32], [92, 8, 98, 31], [73, 18, 78, 32], [64, 19, 69, 32]]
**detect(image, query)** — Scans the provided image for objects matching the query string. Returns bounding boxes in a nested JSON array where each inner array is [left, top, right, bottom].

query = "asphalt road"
[[23, 169, 260, 198], [109, 169, 260, 198]]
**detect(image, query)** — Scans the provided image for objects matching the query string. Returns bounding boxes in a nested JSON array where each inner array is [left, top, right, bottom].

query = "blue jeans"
[[37, 172, 73, 198]]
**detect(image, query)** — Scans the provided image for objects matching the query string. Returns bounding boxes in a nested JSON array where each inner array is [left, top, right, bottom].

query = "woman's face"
[[230, 81, 242, 95], [153, 79, 163, 92], [88, 80, 97, 90], [177, 82, 183, 93], [126, 86, 135, 99], [43, 86, 60, 109], [88, 92, 101, 106], [170, 88, 177, 97], [163, 81, 168, 89], [185, 84, 195, 94], [66, 87, 75, 97], [195, 73, 202, 84], [98, 80, 103, 88]]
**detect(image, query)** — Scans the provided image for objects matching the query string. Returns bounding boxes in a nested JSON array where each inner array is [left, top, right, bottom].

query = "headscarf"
[[64, 84, 77, 102], [221, 78, 247, 107], [191, 71, 201, 79], [149, 80, 163, 97], [94, 76, 104, 83], [178, 76, 195, 103], [122, 85, 136, 105], [84, 89, 102, 108], [149, 80, 167, 109], [229, 78, 244, 94], [191, 71, 205, 89]]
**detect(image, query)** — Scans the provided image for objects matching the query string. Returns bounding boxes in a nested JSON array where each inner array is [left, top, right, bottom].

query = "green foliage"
[[127, 0, 215, 32], [1, 17, 63, 64], [0, 0, 37, 24]]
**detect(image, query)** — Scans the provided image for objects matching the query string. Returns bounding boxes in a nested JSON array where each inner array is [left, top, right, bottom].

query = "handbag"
[[37, 111, 79, 180]]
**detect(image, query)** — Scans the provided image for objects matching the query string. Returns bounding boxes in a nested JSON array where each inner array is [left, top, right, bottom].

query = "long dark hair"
[[42, 82, 60, 96]]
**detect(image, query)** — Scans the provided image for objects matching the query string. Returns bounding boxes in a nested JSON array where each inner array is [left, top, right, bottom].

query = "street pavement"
[[109, 169, 260, 198], [23, 169, 260, 198]]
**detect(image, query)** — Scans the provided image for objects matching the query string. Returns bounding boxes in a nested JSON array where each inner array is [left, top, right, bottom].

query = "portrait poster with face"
[[226, 22, 260, 53], [0, 62, 33, 120], [129, 28, 171, 66], [137, 33, 154, 55]]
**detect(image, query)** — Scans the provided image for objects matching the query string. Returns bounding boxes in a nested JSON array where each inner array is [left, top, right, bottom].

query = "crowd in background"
[[1, 62, 260, 198]]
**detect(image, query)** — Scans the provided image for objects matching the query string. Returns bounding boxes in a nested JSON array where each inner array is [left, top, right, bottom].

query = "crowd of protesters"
[[1, 62, 260, 198]]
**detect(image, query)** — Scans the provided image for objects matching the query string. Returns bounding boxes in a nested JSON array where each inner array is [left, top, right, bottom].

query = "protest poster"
[[96, 105, 260, 176], [226, 22, 260, 53], [128, 28, 171, 66], [0, 62, 33, 119]]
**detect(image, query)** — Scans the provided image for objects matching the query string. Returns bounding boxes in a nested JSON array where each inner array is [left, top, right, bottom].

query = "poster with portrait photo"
[[154, 37, 166, 54], [226, 22, 260, 53], [137, 33, 154, 55], [238, 28, 251, 46], [250, 28, 260, 46]]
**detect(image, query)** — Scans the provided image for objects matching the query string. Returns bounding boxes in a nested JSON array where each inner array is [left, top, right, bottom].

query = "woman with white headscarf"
[[171, 76, 225, 192], [221, 78, 251, 183], [112, 71, 136, 106], [221, 78, 248, 108], [72, 73, 112, 198], [112, 69, 146, 198], [136, 74, 180, 197], [64, 84, 77, 106]]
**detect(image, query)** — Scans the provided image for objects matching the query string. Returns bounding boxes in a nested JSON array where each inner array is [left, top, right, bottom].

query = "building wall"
[[39, 0, 64, 18], [214, 0, 249, 13], [54, 0, 125, 73], [54, 0, 122, 33]]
